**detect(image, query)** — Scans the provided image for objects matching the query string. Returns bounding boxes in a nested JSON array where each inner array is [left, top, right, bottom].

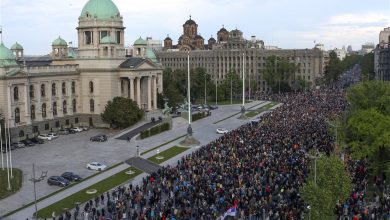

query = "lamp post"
[[29, 163, 47, 219], [204, 73, 207, 105], [0, 115, 4, 170], [215, 77, 218, 106], [8, 118, 13, 178], [239, 53, 246, 119]]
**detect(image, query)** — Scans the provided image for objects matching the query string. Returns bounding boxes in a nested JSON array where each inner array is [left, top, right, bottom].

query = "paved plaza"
[[0, 101, 271, 219]]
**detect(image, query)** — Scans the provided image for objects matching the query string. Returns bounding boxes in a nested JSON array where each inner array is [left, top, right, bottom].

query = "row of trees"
[[324, 51, 374, 83], [344, 81, 390, 174]]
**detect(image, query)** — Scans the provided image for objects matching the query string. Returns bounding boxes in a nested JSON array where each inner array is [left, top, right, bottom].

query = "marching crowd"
[[50, 86, 390, 220]]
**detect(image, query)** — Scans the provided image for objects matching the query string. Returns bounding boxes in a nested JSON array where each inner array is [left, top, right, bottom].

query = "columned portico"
[[129, 77, 134, 101], [136, 77, 141, 107], [147, 76, 152, 110], [153, 75, 157, 109]]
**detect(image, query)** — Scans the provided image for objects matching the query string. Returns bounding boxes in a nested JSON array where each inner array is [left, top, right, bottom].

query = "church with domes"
[[0, 0, 163, 141]]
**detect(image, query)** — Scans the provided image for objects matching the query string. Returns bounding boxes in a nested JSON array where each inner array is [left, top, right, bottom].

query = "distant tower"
[[51, 36, 68, 60], [347, 45, 353, 53], [164, 35, 172, 50], [133, 37, 147, 57], [11, 42, 24, 60], [217, 25, 229, 43], [208, 36, 216, 50]]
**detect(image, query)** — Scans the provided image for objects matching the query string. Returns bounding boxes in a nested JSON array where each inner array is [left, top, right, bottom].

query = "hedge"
[[140, 123, 170, 139], [192, 111, 209, 122]]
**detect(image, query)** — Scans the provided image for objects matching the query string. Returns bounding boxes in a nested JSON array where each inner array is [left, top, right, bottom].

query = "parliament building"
[[0, 0, 163, 141]]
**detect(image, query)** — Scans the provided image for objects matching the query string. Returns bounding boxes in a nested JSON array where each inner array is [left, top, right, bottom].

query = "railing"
[[25, 65, 79, 74]]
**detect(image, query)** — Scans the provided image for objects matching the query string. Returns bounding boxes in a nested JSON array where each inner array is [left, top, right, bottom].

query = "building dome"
[[134, 37, 147, 46], [195, 35, 203, 40], [218, 27, 228, 33], [52, 36, 68, 46], [80, 0, 120, 20], [11, 42, 23, 50], [100, 35, 116, 44], [164, 36, 172, 41], [209, 36, 216, 42], [0, 43, 18, 67], [146, 48, 157, 63], [184, 19, 197, 26]]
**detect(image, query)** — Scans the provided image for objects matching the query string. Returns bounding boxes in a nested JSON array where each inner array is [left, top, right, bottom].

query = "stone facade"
[[375, 38, 390, 81], [0, 0, 163, 142]]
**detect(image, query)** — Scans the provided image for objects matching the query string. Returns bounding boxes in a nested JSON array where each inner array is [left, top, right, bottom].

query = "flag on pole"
[[223, 205, 237, 218]]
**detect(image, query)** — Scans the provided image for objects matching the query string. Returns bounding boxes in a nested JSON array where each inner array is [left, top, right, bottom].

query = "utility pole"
[[5, 118, 11, 190], [29, 163, 47, 219], [8, 119, 13, 178], [204, 73, 207, 105], [230, 75, 232, 105]]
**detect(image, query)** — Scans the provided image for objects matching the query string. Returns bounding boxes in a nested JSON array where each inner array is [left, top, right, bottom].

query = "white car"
[[47, 133, 59, 139], [38, 134, 53, 141], [216, 128, 229, 134], [86, 162, 107, 171], [70, 127, 83, 132]]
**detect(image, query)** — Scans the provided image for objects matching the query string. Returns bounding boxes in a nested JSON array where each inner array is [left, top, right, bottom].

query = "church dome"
[[146, 48, 157, 63], [0, 43, 18, 67], [134, 37, 147, 46], [80, 0, 120, 20], [184, 17, 197, 26], [52, 36, 68, 46], [11, 42, 23, 50], [100, 36, 116, 44]]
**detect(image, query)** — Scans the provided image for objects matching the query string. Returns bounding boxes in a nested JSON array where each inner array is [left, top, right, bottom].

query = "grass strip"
[[37, 167, 142, 218], [147, 146, 189, 164], [0, 168, 23, 200], [141, 134, 186, 156], [213, 101, 266, 124], [2, 162, 124, 218], [213, 99, 252, 105], [245, 102, 279, 118]]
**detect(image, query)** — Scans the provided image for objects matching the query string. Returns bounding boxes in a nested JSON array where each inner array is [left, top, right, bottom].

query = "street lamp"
[[29, 163, 47, 219], [239, 53, 246, 119]]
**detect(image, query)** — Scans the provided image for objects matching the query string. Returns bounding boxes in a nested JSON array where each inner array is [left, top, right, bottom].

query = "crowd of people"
[[49, 83, 390, 220]]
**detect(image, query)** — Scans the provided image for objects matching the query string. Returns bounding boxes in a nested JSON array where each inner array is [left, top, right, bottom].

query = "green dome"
[[11, 42, 23, 50], [146, 48, 157, 63], [80, 0, 120, 20], [100, 36, 116, 44], [52, 36, 67, 46], [0, 43, 18, 67], [68, 50, 77, 58], [134, 37, 147, 46]]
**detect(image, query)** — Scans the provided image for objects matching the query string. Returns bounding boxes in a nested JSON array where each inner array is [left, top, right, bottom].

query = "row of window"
[[14, 99, 95, 123], [13, 81, 94, 101]]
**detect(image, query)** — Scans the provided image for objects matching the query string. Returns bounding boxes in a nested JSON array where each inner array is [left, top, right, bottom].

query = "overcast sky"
[[1, 0, 389, 55]]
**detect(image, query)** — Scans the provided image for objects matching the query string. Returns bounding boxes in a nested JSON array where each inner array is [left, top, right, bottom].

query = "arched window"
[[53, 102, 57, 116], [90, 99, 95, 112], [41, 84, 46, 97], [71, 81, 76, 94], [14, 87, 19, 101], [72, 99, 77, 113], [19, 130, 24, 137], [52, 83, 56, 96], [62, 82, 66, 95], [15, 108, 20, 123], [63, 100, 67, 114], [89, 81, 94, 93], [42, 103, 47, 118], [31, 105, 35, 120], [29, 85, 35, 98]]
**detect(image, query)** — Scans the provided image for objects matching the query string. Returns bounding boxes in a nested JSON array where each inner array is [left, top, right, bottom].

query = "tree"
[[300, 156, 352, 220], [263, 56, 296, 93], [220, 70, 242, 100], [324, 51, 342, 83], [101, 97, 143, 129]]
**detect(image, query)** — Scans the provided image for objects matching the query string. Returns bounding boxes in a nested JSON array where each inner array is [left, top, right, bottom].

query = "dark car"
[[12, 141, 25, 148], [29, 137, 45, 144], [61, 172, 81, 181], [47, 176, 70, 187], [90, 134, 107, 142], [21, 139, 35, 147], [65, 128, 76, 134]]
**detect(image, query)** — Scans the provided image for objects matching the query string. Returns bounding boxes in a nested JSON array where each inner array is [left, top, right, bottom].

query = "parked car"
[[81, 126, 89, 131], [251, 117, 261, 125], [58, 129, 69, 135], [70, 127, 83, 133], [208, 105, 218, 110], [90, 134, 107, 142], [86, 162, 107, 171], [216, 128, 229, 134], [38, 134, 53, 141], [47, 133, 59, 139], [65, 128, 76, 134], [21, 139, 35, 147], [12, 141, 25, 148], [30, 137, 45, 144], [61, 172, 81, 181], [47, 176, 70, 187]]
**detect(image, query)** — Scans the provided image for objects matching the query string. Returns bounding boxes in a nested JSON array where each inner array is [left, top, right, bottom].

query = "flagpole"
[[238, 52, 246, 119], [8, 118, 13, 178], [5, 118, 11, 190], [0, 121, 3, 170]]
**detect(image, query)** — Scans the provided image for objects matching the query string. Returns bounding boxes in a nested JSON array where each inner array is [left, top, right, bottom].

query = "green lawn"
[[37, 167, 142, 218], [0, 168, 23, 200], [214, 99, 252, 105], [148, 146, 189, 164], [245, 102, 279, 118]]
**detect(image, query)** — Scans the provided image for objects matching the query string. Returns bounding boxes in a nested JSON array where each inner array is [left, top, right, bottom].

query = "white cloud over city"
[[0, 0, 389, 54]]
